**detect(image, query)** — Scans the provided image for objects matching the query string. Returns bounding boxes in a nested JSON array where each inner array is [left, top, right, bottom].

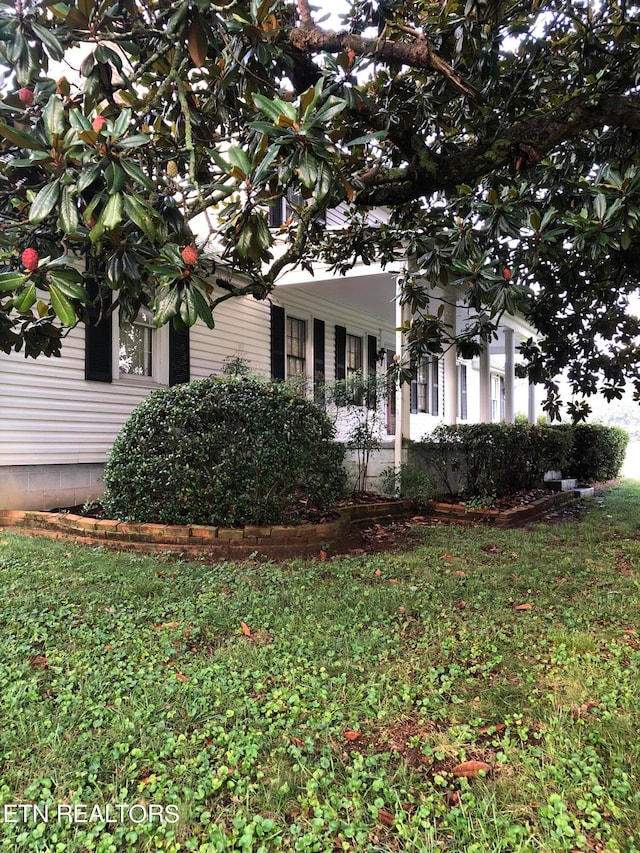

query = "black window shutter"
[[431, 357, 440, 417], [269, 198, 284, 228], [85, 274, 112, 383], [335, 325, 346, 381], [270, 304, 285, 380], [169, 324, 190, 385], [410, 374, 418, 414], [367, 334, 377, 409], [313, 318, 325, 401]]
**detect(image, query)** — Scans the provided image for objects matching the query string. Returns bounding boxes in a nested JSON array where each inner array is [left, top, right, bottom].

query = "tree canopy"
[[1, 0, 640, 416]]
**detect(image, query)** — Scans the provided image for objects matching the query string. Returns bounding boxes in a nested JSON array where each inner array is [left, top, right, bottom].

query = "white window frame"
[[115, 303, 169, 386]]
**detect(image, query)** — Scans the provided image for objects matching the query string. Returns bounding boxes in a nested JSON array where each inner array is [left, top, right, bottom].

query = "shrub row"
[[103, 378, 346, 526], [410, 423, 628, 498]]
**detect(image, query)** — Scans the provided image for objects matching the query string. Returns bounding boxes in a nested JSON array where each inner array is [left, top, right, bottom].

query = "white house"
[[0, 207, 542, 510]]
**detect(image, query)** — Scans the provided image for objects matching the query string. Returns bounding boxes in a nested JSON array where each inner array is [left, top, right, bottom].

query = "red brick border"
[[0, 503, 413, 559], [0, 491, 581, 557], [425, 490, 577, 528]]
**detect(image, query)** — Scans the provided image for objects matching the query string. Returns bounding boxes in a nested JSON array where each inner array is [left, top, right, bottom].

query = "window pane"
[[286, 317, 306, 376], [120, 308, 154, 376], [346, 334, 362, 374]]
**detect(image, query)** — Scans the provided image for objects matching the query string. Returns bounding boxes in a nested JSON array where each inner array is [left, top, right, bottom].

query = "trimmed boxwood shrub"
[[562, 424, 629, 481], [103, 378, 346, 526], [411, 423, 573, 498]]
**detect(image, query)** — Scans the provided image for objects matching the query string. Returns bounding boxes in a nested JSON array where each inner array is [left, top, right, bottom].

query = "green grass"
[[0, 482, 639, 852]]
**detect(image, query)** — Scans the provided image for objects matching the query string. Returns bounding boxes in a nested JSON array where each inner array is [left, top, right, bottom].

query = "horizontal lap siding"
[[189, 295, 270, 379], [0, 325, 165, 466], [0, 286, 390, 468]]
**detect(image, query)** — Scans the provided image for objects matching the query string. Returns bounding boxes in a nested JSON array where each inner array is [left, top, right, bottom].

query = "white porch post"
[[394, 281, 411, 474], [528, 380, 536, 424], [504, 327, 515, 424], [443, 302, 458, 425], [479, 343, 491, 423]]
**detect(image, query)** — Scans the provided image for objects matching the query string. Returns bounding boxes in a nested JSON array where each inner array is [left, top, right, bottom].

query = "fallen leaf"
[[344, 730, 360, 741], [454, 570, 466, 577], [388, 578, 399, 584], [240, 621, 251, 636], [478, 723, 506, 735], [398, 606, 406, 614], [446, 791, 460, 806], [155, 621, 180, 630], [514, 603, 533, 610], [29, 655, 48, 668], [319, 549, 328, 561], [288, 736, 304, 747], [441, 553, 454, 560], [174, 672, 189, 682], [374, 568, 382, 576], [377, 808, 394, 827], [481, 544, 502, 554], [623, 628, 637, 636], [104, 644, 112, 651], [452, 760, 492, 778], [454, 600, 467, 609]]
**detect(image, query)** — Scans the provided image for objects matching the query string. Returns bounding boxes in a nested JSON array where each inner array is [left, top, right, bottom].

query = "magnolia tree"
[[1, 0, 640, 416]]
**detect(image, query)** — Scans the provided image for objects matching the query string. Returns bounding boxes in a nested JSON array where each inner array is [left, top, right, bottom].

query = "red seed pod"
[[92, 115, 107, 132], [21, 248, 40, 272], [181, 245, 199, 266], [18, 88, 34, 107], [503, 267, 512, 281]]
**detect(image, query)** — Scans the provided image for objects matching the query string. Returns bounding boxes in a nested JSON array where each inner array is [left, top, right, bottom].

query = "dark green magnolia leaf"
[[122, 194, 156, 240], [29, 181, 61, 224], [0, 271, 27, 292], [105, 162, 126, 194], [101, 192, 123, 229], [191, 286, 215, 329], [59, 186, 79, 233], [13, 282, 37, 313], [119, 158, 156, 191], [43, 94, 66, 138], [114, 134, 151, 149], [0, 121, 47, 151], [179, 287, 198, 326], [47, 270, 87, 301], [49, 283, 78, 326], [29, 21, 65, 61], [153, 287, 180, 326]]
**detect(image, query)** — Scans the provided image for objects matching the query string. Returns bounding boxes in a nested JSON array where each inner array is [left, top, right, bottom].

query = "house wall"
[[0, 280, 397, 509]]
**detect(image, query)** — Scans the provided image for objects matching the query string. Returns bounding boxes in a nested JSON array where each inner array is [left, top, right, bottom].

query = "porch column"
[[479, 343, 491, 423], [443, 302, 458, 425], [504, 327, 515, 424], [528, 379, 536, 424], [394, 282, 411, 474]]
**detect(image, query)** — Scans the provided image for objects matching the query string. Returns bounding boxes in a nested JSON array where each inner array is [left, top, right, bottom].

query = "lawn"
[[0, 483, 639, 852]]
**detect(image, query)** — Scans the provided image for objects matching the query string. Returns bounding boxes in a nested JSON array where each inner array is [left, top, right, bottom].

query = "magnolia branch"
[[289, 22, 477, 100], [355, 93, 640, 205]]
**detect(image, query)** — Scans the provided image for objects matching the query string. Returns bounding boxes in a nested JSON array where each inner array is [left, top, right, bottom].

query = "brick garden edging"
[[425, 490, 577, 528], [0, 502, 413, 560]]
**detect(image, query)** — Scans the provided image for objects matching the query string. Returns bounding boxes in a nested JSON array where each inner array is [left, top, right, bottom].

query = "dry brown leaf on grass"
[[174, 672, 189, 683], [29, 655, 48, 668], [452, 760, 492, 778], [514, 603, 533, 610], [240, 621, 251, 636], [344, 730, 361, 741], [155, 621, 180, 630], [377, 808, 394, 827]]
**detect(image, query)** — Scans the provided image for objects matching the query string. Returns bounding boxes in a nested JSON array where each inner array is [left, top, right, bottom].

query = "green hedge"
[[559, 424, 629, 482], [103, 378, 346, 526], [418, 423, 574, 498], [411, 421, 628, 498]]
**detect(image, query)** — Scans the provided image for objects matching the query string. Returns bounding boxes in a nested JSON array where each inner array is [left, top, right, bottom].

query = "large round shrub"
[[103, 378, 346, 525]]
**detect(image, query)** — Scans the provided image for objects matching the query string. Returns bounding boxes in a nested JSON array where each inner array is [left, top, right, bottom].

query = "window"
[[458, 363, 468, 421], [346, 334, 362, 378], [491, 375, 505, 422], [416, 357, 440, 415], [286, 316, 306, 376], [119, 305, 154, 377], [269, 189, 326, 227]]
